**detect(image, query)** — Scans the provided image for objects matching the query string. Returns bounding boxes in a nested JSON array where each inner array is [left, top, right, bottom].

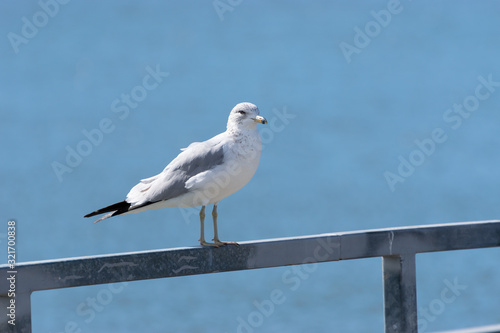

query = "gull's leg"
[[199, 206, 218, 247], [212, 203, 239, 246], [212, 204, 220, 242]]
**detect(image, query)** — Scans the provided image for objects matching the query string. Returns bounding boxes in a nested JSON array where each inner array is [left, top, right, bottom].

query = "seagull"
[[84, 102, 267, 247]]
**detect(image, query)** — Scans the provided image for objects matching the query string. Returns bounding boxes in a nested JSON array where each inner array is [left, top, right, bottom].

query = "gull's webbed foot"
[[199, 240, 221, 247], [199, 239, 239, 247], [213, 239, 239, 247]]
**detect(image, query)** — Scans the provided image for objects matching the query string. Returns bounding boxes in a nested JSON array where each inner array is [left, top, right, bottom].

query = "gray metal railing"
[[1, 220, 500, 333]]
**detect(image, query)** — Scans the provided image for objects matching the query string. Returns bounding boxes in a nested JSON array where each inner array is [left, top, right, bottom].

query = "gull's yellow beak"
[[252, 115, 268, 124]]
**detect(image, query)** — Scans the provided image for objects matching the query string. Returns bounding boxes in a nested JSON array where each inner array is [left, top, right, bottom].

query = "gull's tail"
[[84, 200, 131, 223]]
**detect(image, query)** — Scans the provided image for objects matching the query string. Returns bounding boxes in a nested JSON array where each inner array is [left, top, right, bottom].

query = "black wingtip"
[[84, 200, 131, 219]]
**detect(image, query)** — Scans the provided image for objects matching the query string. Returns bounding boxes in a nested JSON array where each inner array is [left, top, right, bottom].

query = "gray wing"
[[126, 134, 225, 208]]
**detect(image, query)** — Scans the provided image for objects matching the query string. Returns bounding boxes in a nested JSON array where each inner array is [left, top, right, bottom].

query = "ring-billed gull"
[[84, 102, 267, 247]]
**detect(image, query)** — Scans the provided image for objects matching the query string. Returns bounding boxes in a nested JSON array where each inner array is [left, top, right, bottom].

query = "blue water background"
[[1, 1, 500, 332]]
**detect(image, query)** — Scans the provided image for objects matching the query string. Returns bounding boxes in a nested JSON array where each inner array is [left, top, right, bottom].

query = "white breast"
[[182, 130, 262, 207]]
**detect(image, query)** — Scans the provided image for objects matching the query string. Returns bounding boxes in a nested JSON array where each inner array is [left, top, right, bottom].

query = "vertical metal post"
[[17, 292, 32, 333], [383, 254, 417, 333], [0, 295, 10, 332]]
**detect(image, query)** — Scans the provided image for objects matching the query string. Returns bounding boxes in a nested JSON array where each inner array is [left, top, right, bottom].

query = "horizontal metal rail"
[[435, 324, 500, 333], [1, 220, 500, 333]]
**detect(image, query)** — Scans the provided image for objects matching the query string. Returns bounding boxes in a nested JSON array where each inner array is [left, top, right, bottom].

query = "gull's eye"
[[238, 110, 246, 115]]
